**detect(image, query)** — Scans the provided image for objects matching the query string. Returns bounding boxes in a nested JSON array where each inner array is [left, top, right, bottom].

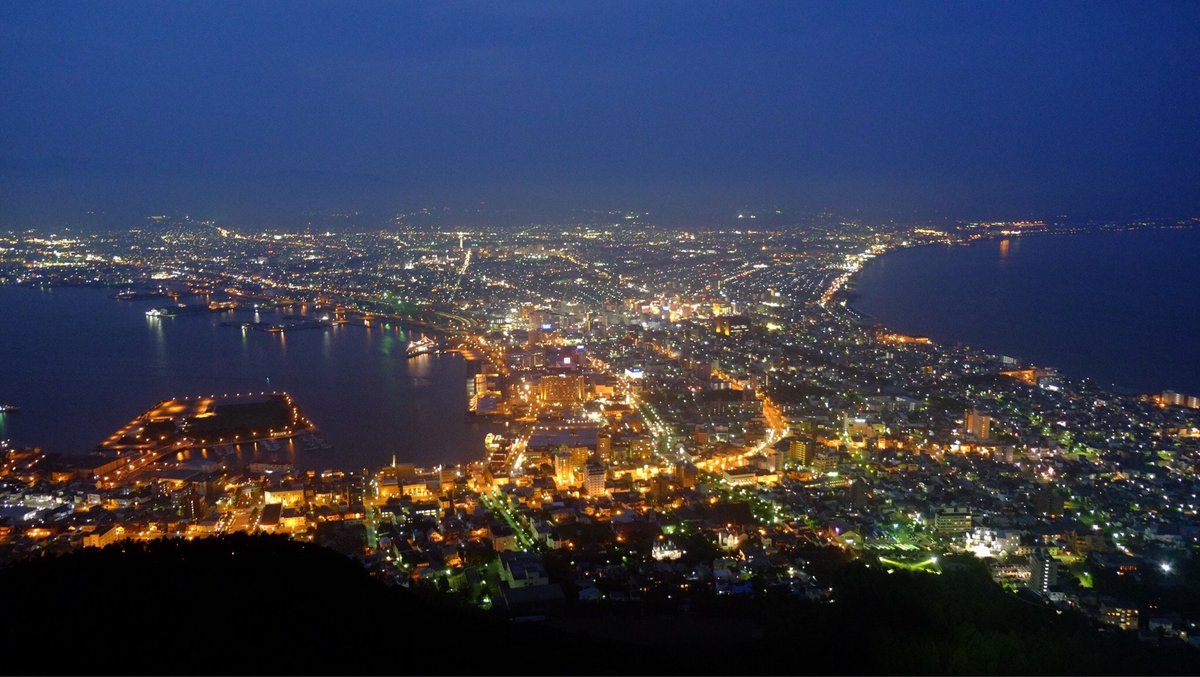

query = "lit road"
[[478, 491, 539, 551], [632, 395, 690, 464]]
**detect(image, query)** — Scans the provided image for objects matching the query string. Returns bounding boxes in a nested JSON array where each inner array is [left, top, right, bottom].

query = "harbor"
[[0, 285, 501, 470], [92, 391, 330, 485]]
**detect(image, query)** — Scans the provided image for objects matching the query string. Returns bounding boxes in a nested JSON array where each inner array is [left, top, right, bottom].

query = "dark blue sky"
[[2, 1, 1198, 227]]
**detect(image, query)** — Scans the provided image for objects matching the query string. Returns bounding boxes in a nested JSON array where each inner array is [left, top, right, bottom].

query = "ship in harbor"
[[406, 336, 439, 358], [146, 300, 237, 317], [0, 404, 19, 413], [226, 318, 334, 333]]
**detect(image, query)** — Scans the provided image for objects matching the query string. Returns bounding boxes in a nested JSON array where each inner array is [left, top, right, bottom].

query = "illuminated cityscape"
[[2, 2, 1200, 674], [2, 215, 1200, 671]]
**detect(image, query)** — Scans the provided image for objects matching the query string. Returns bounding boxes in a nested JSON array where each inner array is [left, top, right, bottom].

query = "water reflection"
[[147, 315, 167, 375], [0, 286, 504, 470]]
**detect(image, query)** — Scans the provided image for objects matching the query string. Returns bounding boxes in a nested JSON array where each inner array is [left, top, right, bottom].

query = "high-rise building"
[[965, 409, 991, 440], [847, 479, 870, 512], [584, 462, 606, 496], [539, 374, 585, 405], [553, 451, 574, 488], [1030, 550, 1060, 595], [788, 438, 816, 466], [596, 432, 612, 463]]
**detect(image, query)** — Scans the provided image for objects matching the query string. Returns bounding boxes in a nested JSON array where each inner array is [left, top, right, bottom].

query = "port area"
[[145, 300, 237, 317], [406, 335, 439, 358], [225, 317, 334, 333], [91, 392, 325, 487]]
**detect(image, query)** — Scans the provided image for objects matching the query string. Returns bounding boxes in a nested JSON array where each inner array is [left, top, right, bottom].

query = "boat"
[[0, 404, 19, 413], [406, 336, 439, 358]]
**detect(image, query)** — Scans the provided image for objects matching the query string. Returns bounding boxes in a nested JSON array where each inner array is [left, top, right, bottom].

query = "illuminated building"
[[257, 503, 283, 532], [1156, 390, 1200, 409], [964, 409, 991, 440], [629, 437, 653, 464], [402, 481, 432, 498], [651, 538, 684, 561], [263, 485, 305, 507], [280, 507, 307, 531], [1029, 550, 1060, 594], [583, 462, 606, 496], [965, 528, 1025, 558], [553, 450, 574, 487], [489, 524, 519, 552], [714, 315, 751, 337], [82, 525, 124, 549], [723, 466, 758, 487], [934, 506, 972, 535], [538, 374, 585, 405], [788, 438, 816, 466], [596, 432, 612, 463], [1101, 604, 1139, 632]]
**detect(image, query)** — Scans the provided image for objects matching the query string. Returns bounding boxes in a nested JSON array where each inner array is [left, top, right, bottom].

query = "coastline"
[[831, 222, 1200, 397], [0, 285, 498, 469]]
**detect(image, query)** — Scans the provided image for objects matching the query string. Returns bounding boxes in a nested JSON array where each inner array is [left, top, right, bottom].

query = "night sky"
[[2, 1, 1198, 226]]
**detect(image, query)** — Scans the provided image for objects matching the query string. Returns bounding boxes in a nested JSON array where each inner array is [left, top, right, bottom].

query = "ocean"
[[851, 227, 1200, 395]]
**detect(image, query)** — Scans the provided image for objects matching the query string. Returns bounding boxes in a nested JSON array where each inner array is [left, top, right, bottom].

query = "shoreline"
[[0, 285, 494, 470], [830, 223, 1200, 397]]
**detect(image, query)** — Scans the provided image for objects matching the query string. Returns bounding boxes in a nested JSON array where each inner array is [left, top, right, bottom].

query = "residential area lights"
[[0, 217, 1196, 639]]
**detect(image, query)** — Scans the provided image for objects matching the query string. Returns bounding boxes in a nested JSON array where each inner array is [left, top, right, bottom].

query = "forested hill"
[[0, 534, 1196, 675]]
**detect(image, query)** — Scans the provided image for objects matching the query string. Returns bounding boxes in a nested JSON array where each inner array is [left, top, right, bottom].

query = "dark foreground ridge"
[[0, 534, 1196, 675]]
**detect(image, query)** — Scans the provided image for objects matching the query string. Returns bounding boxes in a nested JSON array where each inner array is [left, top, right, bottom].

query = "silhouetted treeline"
[[0, 536, 1196, 675]]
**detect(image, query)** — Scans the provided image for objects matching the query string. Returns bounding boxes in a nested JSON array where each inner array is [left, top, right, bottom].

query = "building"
[[787, 437, 816, 466], [1034, 485, 1066, 517], [965, 528, 1026, 558], [596, 432, 612, 463], [847, 479, 870, 512], [499, 551, 550, 588], [1100, 602, 1139, 631], [279, 507, 307, 532], [263, 485, 305, 508], [583, 462, 606, 496], [964, 409, 991, 440], [1158, 390, 1200, 409], [1029, 550, 1059, 595], [257, 503, 283, 533], [489, 523, 519, 552], [538, 374, 585, 405], [629, 437, 653, 464], [553, 451, 574, 488], [675, 461, 698, 489], [934, 506, 973, 535], [714, 315, 751, 337], [82, 525, 124, 549], [723, 466, 759, 487]]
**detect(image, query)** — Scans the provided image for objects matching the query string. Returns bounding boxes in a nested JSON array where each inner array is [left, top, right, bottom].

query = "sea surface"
[[0, 286, 503, 470], [851, 227, 1200, 395]]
